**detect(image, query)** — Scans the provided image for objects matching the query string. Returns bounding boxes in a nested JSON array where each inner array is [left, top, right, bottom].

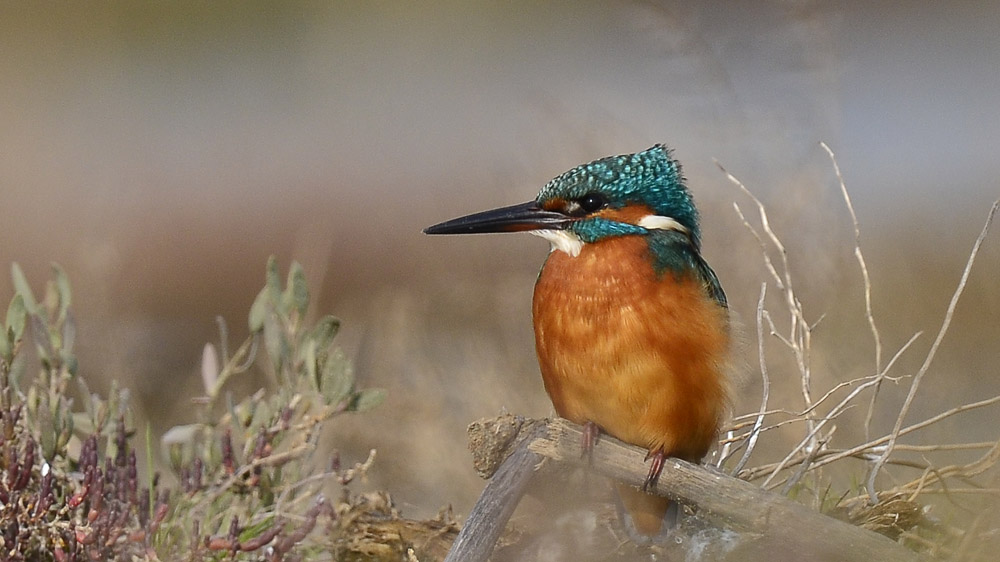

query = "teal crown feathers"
[[536, 144, 701, 247]]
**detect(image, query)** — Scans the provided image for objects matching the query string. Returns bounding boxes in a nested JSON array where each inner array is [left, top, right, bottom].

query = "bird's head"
[[424, 144, 700, 257]]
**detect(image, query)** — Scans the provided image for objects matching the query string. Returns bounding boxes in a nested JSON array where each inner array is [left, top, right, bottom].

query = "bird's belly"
[[532, 239, 729, 461]]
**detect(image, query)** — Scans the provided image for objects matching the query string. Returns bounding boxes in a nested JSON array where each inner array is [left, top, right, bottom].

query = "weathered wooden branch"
[[536, 417, 929, 561], [442, 416, 547, 562], [444, 414, 929, 562]]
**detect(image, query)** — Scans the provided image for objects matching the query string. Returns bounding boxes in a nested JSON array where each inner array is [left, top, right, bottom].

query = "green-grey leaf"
[[6, 294, 26, 341], [61, 352, 78, 377], [52, 263, 71, 323], [72, 411, 96, 437], [77, 377, 94, 417], [10, 263, 37, 313], [30, 313, 54, 362], [61, 310, 76, 353], [321, 350, 352, 404], [287, 261, 309, 316], [351, 388, 386, 412], [248, 287, 269, 332], [161, 424, 206, 460], [302, 339, 319, 391], [265, 256, 281, 302], [58, 408, 74, 451], [200, 343, 219, 396], [310, 315, 341, 350], [263, 313, 287, 373], [40, 425, 56, 461], [225, 391, 242, 430], [25, 385, 39, 417], [49, 390, 63, 419]]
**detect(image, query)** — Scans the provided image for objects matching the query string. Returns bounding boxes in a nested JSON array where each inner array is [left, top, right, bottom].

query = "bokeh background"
[[2, 0, 998, 527]]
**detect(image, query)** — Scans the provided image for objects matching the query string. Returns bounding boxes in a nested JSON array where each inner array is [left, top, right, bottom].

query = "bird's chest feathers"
[[531, 236, 728, 458]]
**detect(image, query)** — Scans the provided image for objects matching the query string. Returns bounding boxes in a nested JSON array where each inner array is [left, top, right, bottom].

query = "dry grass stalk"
[[715, 145, 1000, 558]]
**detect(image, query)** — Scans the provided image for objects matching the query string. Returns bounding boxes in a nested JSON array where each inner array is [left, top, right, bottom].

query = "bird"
[[424, 144, 731, 539]]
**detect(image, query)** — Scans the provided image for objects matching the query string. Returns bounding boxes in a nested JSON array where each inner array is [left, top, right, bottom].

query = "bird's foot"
[[581, 421, 602, 461], [642, 448, 666, 492]]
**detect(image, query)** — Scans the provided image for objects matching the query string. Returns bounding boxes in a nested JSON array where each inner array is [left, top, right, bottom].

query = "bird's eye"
[[578, 192, 608, 213]]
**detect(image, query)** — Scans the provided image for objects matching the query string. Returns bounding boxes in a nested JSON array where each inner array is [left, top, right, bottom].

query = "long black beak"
[[424, 200, 570, 235]]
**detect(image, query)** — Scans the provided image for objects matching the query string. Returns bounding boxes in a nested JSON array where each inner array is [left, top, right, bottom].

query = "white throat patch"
[[637, 214, 688, 233], [531, 215, 685, 258], [531, 229, 584, 257]]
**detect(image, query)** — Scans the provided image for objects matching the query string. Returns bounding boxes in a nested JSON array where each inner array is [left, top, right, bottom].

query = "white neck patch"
[[531, 229, 584, 257], [531, 215, 685, 258], [637, 214, 688, 233]]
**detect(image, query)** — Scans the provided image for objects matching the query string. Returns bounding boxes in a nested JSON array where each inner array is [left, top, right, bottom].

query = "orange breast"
[[532, 235, 729, 461]]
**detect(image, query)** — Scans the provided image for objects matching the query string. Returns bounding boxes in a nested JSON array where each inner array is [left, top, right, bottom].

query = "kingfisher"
[[424, 145, 731, 539]]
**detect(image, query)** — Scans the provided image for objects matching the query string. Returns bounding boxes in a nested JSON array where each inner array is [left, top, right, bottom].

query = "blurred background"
[[1, 0, 998, 528]]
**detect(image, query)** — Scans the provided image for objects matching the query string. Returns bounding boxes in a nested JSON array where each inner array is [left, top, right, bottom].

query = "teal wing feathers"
[[645, 230, 727, 309], [694, 255, 727, 309]]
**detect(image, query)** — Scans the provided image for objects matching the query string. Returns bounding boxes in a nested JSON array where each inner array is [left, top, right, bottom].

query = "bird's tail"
[[614, 483, 677, 541]]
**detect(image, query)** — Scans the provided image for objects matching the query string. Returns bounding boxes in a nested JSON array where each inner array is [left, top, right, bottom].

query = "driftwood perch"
[[442, 416, 547, 562], [445, 414, 928, 562]]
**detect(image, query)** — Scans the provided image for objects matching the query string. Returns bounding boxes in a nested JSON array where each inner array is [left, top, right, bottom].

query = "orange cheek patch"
[[594, 204, 657, 225], [541, 198, 568, 212]]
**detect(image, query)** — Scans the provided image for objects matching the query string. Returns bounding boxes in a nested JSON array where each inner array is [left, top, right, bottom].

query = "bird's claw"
[[642, 448, 666, 491], [581, 421, 601, 462]]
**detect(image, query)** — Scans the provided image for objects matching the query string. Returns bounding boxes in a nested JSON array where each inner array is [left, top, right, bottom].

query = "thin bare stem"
[[814, 393, 1000, 473], [730, 201, 784, 291], [866, 201, 999, 502], [820, 143, 885, 440], [759, 331, 921, 487], [901, 488, 1000, 495], [731, 283, 770, 475], [715, 428, 736, 467], [206, 336, 259, 412], [729, 409, 795, 423], [891, 442, 998, 453], [725, 167, 816, 444], [780, 428, 835, 498], [742, 392, 1000, 482], [215, 315, 231, 364]]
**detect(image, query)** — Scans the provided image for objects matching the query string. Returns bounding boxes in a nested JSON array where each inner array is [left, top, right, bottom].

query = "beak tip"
[[423, 200, 568, 236]]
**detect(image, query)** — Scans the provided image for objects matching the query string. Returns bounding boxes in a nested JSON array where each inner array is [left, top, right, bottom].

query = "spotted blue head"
[[424, 144, 702, 256]]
